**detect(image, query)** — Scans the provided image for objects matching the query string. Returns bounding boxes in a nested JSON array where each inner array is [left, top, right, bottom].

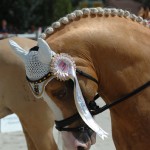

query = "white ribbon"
[[51, 53, 108, 139], [9, 38, 108, 139], [69, 67, 108, 140]]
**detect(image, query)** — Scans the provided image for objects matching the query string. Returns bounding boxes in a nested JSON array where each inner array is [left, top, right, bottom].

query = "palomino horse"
[[10, 8, 150, 150], [0, 37, 57, 150]]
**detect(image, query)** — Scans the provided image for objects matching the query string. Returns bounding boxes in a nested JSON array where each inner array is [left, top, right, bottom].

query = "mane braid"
[[40, 7, 150, 39]]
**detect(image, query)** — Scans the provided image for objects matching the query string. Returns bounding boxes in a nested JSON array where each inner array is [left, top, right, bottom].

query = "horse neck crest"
[[40, 7, 150, 39]]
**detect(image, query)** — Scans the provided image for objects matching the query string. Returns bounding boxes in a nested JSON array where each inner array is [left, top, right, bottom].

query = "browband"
[[26, 68, 98, 85]]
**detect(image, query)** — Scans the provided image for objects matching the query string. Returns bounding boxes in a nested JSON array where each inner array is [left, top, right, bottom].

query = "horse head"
[[9, 37, 107, 150]]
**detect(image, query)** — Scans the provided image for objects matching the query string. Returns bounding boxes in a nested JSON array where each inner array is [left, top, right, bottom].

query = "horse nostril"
[[77, 146, 85, 150]]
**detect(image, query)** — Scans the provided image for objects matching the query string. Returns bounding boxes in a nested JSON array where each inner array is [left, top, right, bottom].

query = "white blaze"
[[42, 91, 64, 121]]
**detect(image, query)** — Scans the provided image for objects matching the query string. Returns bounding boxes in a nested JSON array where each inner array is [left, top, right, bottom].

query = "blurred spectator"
[[0, 19, 9, 39], [28, 25, 36, 33], [0, 19, 9, 33], [9, 23, 18, 34]]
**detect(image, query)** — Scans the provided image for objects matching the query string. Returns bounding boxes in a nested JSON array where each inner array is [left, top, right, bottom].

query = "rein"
[[55, 81, 150, 132]]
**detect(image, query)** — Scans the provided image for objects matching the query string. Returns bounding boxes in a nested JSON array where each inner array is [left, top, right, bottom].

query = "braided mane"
[[40, 7, 150, 39]]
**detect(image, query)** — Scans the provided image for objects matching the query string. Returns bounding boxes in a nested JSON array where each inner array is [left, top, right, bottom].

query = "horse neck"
[[47, 16, 150, 110], [45, 14, 150, 146], [88, 17, 150, 115]]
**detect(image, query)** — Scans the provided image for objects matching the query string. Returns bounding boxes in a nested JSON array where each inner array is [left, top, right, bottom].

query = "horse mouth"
[[77, 146, 88, 150]]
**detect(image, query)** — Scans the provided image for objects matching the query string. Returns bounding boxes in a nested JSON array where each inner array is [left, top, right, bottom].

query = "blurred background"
[[0, 0, 150, 40]]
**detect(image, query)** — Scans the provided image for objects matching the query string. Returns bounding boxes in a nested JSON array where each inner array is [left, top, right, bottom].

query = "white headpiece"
[[9, 38, 108, 140], [9, 38, 56, 96]]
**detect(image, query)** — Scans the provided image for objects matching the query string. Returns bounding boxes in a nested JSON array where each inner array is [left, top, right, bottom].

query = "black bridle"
[[27, 46, 150, 133], [55, 80, 150, 132]]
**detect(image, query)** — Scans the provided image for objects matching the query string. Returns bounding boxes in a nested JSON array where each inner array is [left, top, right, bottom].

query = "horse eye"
[[53, 87, 67, 99]]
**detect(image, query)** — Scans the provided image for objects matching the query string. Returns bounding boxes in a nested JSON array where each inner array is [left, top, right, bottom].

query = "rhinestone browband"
[[26, 72, 52, 84]]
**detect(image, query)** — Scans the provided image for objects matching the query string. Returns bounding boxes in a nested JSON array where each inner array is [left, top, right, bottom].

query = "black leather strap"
[[55, 94, 100, 130], [55, 81, 150, 132], [76, 69, 98, 84], [93, 81, 150, 115]]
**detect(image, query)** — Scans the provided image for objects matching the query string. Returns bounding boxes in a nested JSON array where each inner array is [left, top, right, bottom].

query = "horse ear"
[[37, 38, 55, 64], [9, 39, 27, 62]]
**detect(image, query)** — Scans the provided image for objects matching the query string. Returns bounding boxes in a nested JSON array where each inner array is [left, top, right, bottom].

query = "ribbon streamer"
[[69, 67, 108, 140], [51, 53, 108, 139]]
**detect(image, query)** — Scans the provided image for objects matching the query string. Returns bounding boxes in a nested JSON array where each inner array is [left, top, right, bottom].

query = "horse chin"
[[61, 131, 96, 150]]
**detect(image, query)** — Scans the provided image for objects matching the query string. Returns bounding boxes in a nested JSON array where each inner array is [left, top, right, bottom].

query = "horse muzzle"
[[60, 126, 96, 150], [74, 127, 96, 150], [75, 132, 96, 150]]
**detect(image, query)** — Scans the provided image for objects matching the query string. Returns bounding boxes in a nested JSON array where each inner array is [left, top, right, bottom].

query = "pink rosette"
[[50, 53, 76, 81]]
